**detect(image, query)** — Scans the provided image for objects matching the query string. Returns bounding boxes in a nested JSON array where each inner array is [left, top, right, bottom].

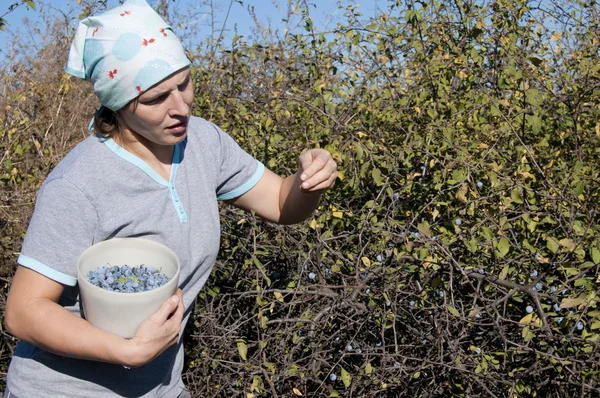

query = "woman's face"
[[118, 67, 194, 147]]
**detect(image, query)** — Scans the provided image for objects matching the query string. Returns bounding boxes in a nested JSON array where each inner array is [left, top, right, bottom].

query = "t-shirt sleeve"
[[18, 178, 98, 286], [212, 123, 265, 201]]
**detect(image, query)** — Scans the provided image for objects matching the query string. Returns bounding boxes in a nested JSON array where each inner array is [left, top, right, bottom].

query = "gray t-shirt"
[[7, 116, 264, 397]]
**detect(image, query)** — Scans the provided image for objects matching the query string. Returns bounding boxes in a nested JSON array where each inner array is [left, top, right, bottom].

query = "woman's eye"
[[144, 95, 167, 105], [178, 79, 190, 91]]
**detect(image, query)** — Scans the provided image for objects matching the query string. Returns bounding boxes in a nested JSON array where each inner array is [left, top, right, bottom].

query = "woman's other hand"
[[124, 289, 184, 368]]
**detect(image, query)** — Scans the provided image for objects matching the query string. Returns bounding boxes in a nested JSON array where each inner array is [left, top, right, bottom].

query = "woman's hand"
[[123, 289, 184, 368], [298, 148, 338, 192]]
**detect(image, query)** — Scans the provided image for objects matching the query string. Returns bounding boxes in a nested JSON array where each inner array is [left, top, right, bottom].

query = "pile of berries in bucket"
[[87, 264, 169, 293]]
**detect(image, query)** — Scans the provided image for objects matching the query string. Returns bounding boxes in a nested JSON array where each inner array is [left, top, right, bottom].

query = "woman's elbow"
[[4, 302, 21, 337]]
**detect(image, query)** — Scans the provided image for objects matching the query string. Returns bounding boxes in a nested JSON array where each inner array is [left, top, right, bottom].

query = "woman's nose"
[[168, 92, 190, 116]]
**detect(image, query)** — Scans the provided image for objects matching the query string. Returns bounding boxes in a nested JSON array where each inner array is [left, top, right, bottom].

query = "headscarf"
[[65, 0, 191, 111]]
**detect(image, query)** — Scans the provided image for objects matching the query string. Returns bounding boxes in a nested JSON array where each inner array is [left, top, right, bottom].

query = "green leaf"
[[560, 297, 584, 309], [547, 237, 560, 253], [525, 88, 543, 106], [341, 367, 352, 387], [496, 238, 510, 258], [498, 265, 509, 280], [591, 247, 600, 265], [449, 168, 467, 184], [372, 168, 384, 185], [510, 188, 523, 204], [480, 227, 493, 242], [447, 305, 460, 317], [417, 221, 431, 237], [237, 340, 248, 361]]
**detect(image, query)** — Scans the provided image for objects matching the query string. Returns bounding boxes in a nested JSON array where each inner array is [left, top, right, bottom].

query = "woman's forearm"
[[5, 295, 132, 365], [277, 171, 324, 225]]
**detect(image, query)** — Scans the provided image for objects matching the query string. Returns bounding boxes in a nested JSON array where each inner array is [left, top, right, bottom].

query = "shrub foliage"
[[1, 0, 600, 396]]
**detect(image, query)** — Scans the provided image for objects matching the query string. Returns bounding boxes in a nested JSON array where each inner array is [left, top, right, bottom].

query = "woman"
[[3, 1, 337, 397]]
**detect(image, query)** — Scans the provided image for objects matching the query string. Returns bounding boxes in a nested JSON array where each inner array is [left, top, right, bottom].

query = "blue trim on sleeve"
[[17, 254, 78, 286], [217, 161, 265, 201], [103, 138, 169, 187]]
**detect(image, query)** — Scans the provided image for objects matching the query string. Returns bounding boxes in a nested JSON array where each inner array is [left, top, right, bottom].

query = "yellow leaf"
[[332, 211, 343, 218], [237, 218, 247, 225], [293, 388, 303, 396], [423, 255, 434, 269], [341, 367, 352, 387], [361, 257, 372, 267], [455, 184, 468, 203], [596, 122, 600, 137], [519, 313, 534, 324], [310, 219, 318, 229], [559, 238, 576, 250]]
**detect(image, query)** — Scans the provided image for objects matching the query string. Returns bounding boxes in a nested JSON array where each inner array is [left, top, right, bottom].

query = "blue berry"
[[330, 373, 337, 381], [476, 181, 483, 188], [526, 306, 534, 313], [87, 264, 169, 293], [308, 272, 316, 280], [530, 270, 538, 278], [455, 219, 462, 226], [576, 322, 584, 331]]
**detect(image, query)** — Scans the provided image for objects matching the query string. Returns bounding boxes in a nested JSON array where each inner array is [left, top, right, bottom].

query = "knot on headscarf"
[[65, 0, 191, 111]]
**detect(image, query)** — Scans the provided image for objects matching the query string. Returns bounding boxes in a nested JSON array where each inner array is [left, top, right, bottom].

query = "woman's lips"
[[167, 120, 188, 133]]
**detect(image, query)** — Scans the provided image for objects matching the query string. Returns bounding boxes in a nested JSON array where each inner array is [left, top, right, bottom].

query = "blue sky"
[[0, 0, 384, 62]]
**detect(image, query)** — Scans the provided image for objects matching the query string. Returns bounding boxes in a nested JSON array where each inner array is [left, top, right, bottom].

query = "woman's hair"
[[93, 98, 139, 138]]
